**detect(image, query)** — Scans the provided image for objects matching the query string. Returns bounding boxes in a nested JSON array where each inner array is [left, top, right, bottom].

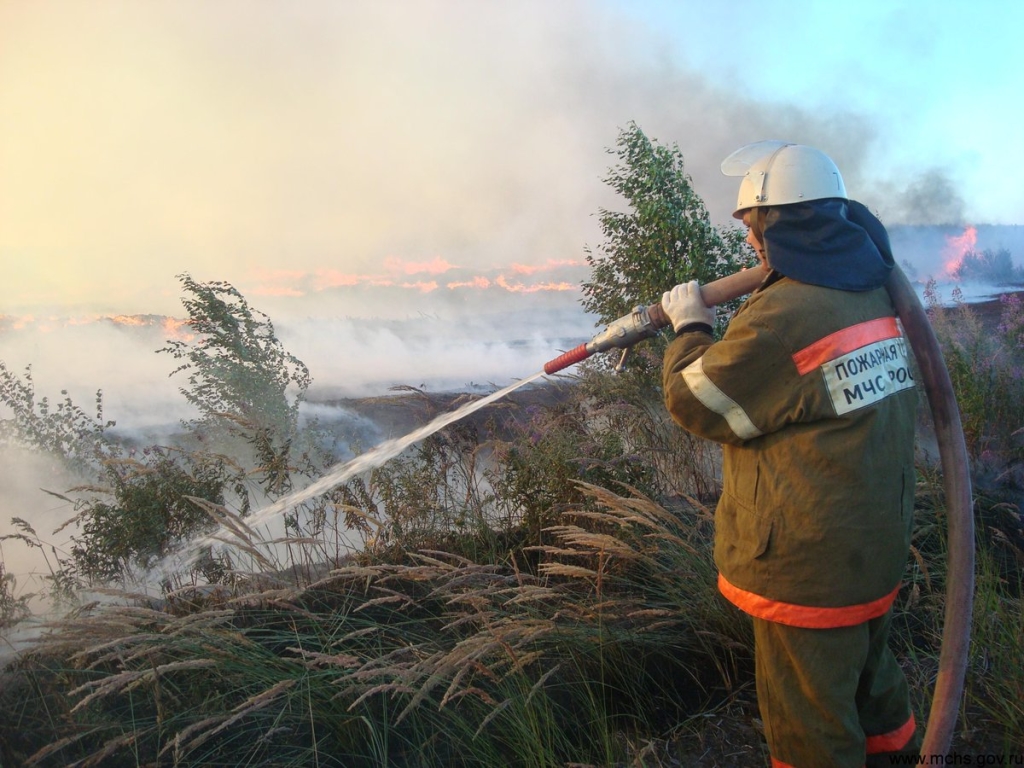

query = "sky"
[[3, 0, 1022, 317]]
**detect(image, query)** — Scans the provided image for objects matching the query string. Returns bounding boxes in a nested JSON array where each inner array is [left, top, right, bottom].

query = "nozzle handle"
[[646, 264, 769, 330], [699, 263, 768, 307]]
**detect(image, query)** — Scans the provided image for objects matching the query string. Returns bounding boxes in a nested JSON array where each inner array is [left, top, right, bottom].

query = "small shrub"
[[0, 563, 31, 629], [0, 362, 113, 475], [64, 448, 234, 585], [924, 281, 1024, 463]]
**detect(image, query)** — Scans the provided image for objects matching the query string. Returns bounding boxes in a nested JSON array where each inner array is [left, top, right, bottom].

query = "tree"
[[572, 123, 753, 491], [952, 247, 1023, 284], [160, 274, 313, 495], [581, 123, 752, 370], [2, 277, 336, 593]]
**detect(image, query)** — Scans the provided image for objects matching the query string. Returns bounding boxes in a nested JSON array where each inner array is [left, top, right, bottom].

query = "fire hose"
[[543, 264, 973, 757]]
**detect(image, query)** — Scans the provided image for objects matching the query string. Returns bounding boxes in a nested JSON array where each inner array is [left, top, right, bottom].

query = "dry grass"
[[2, 480, 754, 767]]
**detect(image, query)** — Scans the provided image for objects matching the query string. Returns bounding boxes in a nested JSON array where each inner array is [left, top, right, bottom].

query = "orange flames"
[[495, 275, 575, 293], [943, 225, 978, 278], [162, 317, 196, 341], [1, 313, 196, 342], [509, 259, 583, 275], [3, 258, 584, 337], [247, 256, 584, 298], [447, 276, 492, 290], [108, 315, 149, 327]]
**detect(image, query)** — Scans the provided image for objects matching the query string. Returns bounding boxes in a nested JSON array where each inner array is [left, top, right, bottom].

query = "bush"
[[0, 362, 113, 476], [924, 281, 1024, 465], [0, 563, 31, 629]]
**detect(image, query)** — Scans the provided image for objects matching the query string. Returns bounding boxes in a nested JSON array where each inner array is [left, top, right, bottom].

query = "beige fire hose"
[[544, 263, 974, 756], [885, 264, 974, 758]]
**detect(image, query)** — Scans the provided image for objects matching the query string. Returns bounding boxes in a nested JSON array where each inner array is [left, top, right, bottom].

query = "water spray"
[[195, 267, 769, 564], [543, 265, 768, 375]]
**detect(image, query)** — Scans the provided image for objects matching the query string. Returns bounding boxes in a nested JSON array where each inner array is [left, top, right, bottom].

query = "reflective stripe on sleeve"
[[681, 358, 763, 440], [718, 574, 900, 628]]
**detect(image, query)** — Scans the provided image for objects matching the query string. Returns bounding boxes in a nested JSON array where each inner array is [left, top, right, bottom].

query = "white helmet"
[[721, 140, 847, 219]]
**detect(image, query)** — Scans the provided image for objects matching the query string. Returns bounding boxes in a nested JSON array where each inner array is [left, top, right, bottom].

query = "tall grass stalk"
[[1, 482, 751, 766]]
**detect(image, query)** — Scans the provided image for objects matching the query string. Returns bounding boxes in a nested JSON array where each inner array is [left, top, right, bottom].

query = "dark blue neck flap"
[[763, 199, 894, 291]]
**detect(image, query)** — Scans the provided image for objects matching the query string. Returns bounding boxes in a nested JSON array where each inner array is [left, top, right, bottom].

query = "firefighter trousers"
[[753, 608, 920, 768]]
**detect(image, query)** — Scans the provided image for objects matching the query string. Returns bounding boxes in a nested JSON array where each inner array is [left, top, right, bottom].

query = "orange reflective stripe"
[[866, 713, 917, 754], [718, 574, 900, 628], [774, 759, 865, 768], [791, 317, 900, 375]]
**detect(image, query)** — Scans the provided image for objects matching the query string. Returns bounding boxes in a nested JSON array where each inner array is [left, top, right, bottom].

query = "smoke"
[[278, 300, 596, 399], [0, 317, 197, 436], [5, 0, 1023, 624], [3, 0, 1000, 323], [869, 169, 968, 227], [0, 447, 81, 613]]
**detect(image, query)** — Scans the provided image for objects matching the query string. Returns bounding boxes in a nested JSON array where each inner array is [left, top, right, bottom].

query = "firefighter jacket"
[[662, 274, 918, 628]]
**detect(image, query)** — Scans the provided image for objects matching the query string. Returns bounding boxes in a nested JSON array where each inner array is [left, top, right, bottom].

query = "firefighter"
[[661, 142, 920, 767]]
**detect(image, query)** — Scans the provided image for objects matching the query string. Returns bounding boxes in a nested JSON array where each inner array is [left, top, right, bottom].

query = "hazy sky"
[[2, 0, 1021, 320]]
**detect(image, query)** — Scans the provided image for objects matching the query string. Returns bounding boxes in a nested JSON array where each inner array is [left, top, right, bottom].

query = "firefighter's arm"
[[662, 313, 796, 445]]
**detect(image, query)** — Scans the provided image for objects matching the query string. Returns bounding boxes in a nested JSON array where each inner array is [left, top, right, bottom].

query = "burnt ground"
[[305, 378, 581, 460]]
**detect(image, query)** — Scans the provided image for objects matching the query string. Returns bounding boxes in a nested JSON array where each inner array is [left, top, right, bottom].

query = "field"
[[1, 284, 1022, 767]]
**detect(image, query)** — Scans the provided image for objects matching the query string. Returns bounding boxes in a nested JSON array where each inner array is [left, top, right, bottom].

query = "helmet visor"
[[721, 140, 791, 176]]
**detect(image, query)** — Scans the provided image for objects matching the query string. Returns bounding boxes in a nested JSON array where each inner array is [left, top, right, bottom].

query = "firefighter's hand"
[[662, 281, 715, 333]]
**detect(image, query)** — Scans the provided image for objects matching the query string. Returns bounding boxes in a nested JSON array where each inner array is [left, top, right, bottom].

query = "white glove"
[[662, 280, 715, 333]]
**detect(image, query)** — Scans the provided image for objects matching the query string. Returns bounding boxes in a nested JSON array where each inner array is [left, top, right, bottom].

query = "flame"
[[495, 275, 576, 293], [258, 259, 585, 297], [162, 317, 196, 342], [942, 225, 978, 277], [107, 315, 196, 341], [5, 314, 36, 331], [1, 313, 196, 342], [447, 276, 492, 290], [3, 257, 585, 341], [400, 280, 438, 293], [109, 315, 150, 327]]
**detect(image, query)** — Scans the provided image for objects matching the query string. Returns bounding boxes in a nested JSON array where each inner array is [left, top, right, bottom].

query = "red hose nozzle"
[[543, 343, 591, 375]]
